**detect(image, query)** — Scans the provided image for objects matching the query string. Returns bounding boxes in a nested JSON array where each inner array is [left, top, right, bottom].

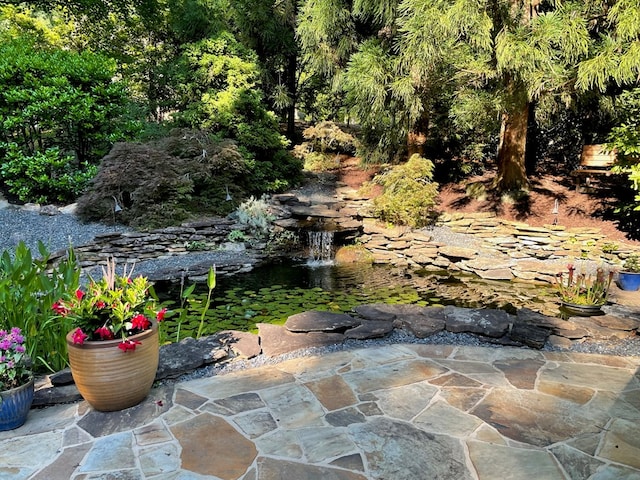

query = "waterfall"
[[307, 231, 335, 266]]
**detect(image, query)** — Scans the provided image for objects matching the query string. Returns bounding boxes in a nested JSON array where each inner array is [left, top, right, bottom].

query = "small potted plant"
[[0, 327, 34, 431], [554, 264, 614, 316], [53, 258, 167, 411], [618, 253, 640, 291]]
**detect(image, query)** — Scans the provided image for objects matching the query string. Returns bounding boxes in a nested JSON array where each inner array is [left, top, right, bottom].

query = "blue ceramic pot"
[[618, 272, 640, 291], [0, 377, 34, 431]]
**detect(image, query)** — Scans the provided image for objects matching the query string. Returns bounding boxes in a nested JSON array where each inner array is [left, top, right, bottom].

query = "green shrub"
[[170, 33, 302, 194], [235, 195, 275, 239], [0, 143, 97, 204], [0, 38, 135, 165], [372, 154, 439, 228], [227, 230, 249, 242], [302, 121, 357, 154], [303, 151, 341, 172], [0, 242, 80, 373]]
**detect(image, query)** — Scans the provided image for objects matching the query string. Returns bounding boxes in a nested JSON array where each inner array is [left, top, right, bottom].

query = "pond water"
[[158, 259, 559, 342]]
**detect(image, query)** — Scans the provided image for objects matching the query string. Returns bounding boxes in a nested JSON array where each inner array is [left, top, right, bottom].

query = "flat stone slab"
[[353, 304, 397, 321], [444, 306, 513, 338], [258, 323, 345, 356], [257, 457, 367, 480], [471, 387, 609, 447], [438, 245, 478, 259], [286, 311, 361, 333], [218, 330, 261, 359], [590, 314, 640, 331], [509, 321, 550, 349], [394, 310, 446, 338], [345, 320, 394, 339], [157, 335, 229, 380], [171, 412, 257, 478], [350, 417, 474, 479], [468, 441, 566, 479]]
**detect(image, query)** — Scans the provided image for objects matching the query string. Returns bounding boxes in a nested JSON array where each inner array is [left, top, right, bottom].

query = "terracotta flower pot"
[[0, 377, 34, 431], [66, 322, 159, 412]]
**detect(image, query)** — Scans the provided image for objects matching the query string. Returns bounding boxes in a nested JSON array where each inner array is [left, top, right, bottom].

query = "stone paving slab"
[[2, 344, 640, 479]]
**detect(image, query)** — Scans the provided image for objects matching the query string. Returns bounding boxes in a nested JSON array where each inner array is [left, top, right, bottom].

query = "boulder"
[[444, 306, 513, 338], [286, 311, 361, 333]]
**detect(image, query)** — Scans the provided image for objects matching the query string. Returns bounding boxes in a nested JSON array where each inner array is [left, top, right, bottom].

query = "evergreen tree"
[[298, 0, 601, 191]]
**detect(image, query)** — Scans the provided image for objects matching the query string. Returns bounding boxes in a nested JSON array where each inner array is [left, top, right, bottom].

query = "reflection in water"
[[161, 260, 559, 338]]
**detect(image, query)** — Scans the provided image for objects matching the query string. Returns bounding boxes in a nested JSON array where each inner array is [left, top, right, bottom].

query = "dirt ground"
[[336, 157, 640, 246]]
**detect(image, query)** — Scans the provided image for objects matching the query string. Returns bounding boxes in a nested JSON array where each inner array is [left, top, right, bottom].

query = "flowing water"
[[306, 230, 335, 266]]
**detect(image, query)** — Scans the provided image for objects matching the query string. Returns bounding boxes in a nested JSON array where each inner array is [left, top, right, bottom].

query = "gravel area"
[[0, 205, 128, 255], [0, 203, 247, 279]]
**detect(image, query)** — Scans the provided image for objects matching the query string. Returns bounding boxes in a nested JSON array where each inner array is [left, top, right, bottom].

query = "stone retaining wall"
[[358, 214, 635, 284], [273, 192, 638, 286], [45, 193, 638, 287], [48, 217, 261, 279]]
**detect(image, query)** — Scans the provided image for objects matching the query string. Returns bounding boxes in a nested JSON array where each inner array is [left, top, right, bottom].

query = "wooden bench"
[[571, 144, 618, 190]]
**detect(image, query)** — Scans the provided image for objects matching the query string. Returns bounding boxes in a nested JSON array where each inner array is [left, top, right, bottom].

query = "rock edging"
[[35, 303, 640, 408]]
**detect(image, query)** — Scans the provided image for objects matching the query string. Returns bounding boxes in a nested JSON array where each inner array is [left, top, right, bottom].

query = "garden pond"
[[157, 259, 561, 342]]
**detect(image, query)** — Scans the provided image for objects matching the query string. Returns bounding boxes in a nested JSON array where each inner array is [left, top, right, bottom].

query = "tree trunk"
[[407, 113, 429, 157], [494, 0, 540, 191], [496, 95, 529, 191]]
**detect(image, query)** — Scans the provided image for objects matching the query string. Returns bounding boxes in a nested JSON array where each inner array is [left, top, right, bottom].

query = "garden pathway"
[[2, 343, 640, 479]]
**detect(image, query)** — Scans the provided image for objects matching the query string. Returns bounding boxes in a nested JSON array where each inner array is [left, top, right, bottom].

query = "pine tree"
[[298, 0, 600, 192]]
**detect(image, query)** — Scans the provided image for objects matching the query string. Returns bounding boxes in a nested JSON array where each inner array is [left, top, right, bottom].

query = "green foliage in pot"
[[622, 254, 640, 273], [554, 264, 613, 306], [53, 258, 167, 352], [0, 242, 80, 373]]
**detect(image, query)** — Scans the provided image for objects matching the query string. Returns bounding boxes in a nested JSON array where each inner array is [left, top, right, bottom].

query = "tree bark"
[[494, 0, 540, 191], [496, 94, 529, 191], [407, 113, 429, 157]]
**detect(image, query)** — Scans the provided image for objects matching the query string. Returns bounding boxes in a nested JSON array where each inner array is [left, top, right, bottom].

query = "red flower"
[[75, 289, 85, 300], [95, 326, 114, 340], [131, 314, 150, 330], [96, 300, 106, 309], [118, 339, 141, 352], [71, 328, 88, 345], [52, 301, 69, 315], [156, 308, 167, 322]]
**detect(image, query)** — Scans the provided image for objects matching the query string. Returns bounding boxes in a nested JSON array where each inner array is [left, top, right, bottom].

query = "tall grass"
[[0, 242, 80, 373]]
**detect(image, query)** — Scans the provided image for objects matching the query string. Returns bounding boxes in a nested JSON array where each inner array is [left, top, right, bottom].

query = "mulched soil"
[[336, 157, 640, 246]]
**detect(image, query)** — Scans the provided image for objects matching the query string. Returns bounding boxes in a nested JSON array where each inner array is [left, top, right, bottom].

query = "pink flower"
[[95, 327, 114, 340], [52, 301, 69, 315], [118, 339, 141, 352], [71, 328, 88, 345], [131, 314, 150, 330]]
